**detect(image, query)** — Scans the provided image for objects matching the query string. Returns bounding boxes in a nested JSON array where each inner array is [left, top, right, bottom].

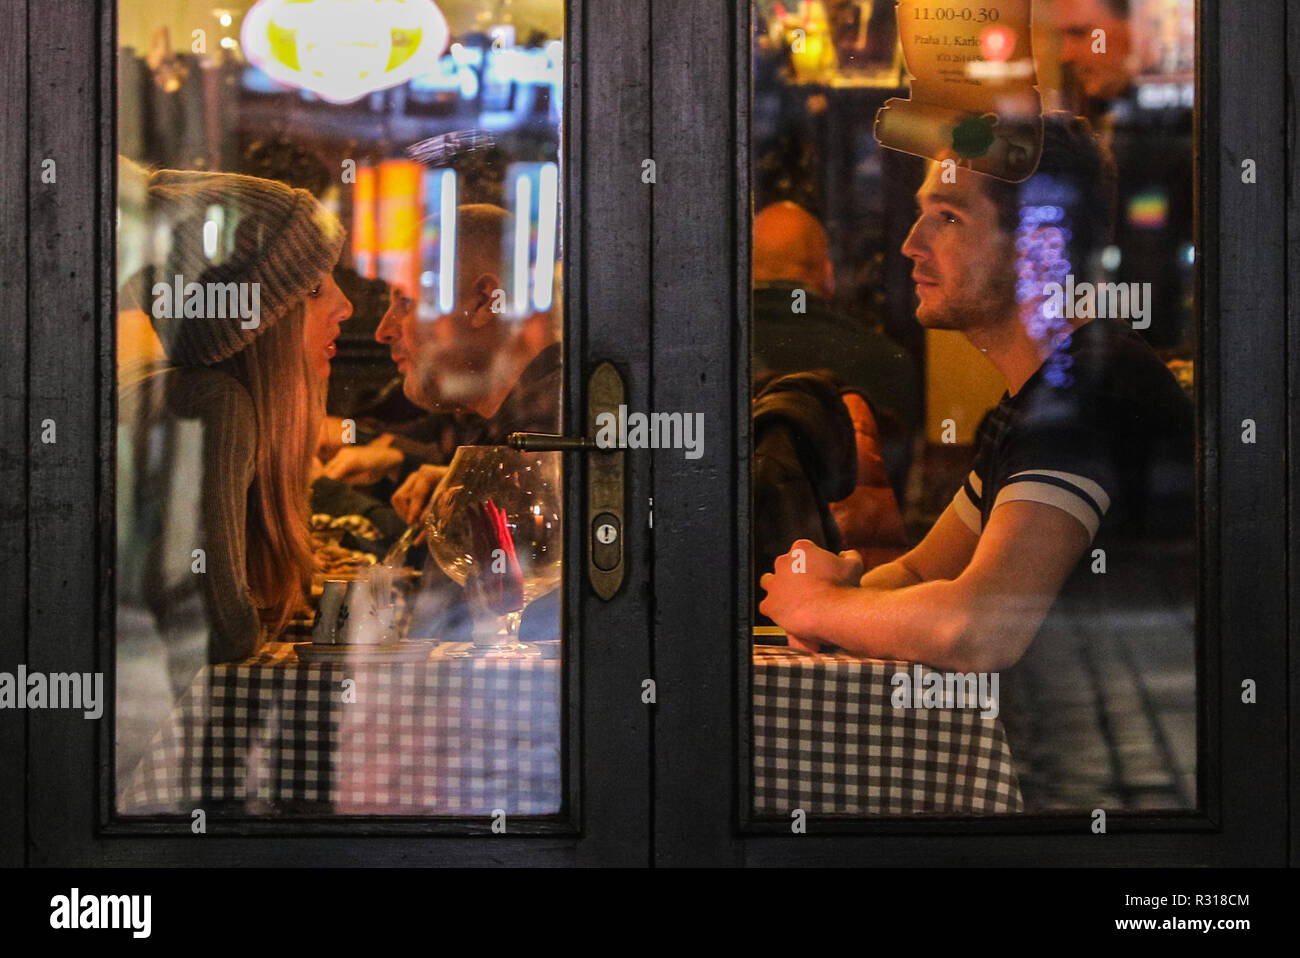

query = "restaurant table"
[[118, 641, 561, 817], [120, 641, 1019, 818], [752, 646, 1023, 815]]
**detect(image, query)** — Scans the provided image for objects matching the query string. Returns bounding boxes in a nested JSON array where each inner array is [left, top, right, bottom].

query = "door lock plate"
[[587, 362, 625, 598]]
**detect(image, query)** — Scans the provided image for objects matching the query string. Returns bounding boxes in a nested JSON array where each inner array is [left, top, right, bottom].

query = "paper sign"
[[875, 1, 1042, 182]]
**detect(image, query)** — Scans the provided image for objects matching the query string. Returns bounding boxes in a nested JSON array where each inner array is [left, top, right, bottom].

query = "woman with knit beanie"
[[118, 168, 352, 683]]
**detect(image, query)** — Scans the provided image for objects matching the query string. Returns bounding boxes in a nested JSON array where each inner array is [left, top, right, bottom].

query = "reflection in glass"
[[750, 0, 1197, 816], [425, 446, 563, 653], [114, 0, 565, 818]]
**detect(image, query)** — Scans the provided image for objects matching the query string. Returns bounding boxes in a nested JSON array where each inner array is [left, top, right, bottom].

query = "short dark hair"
[[978, 111, 1118, 267]]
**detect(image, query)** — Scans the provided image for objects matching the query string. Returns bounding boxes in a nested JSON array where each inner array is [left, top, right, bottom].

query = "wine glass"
[[423, 446, 563, 654]]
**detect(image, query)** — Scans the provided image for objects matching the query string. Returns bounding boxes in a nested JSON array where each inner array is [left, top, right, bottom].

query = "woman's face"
[[303, 272, 353, 381]]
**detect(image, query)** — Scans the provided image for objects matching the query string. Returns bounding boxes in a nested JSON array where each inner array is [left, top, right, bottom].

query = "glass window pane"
[[751, 0, 1197, 816], [115, 0, 566, 818]]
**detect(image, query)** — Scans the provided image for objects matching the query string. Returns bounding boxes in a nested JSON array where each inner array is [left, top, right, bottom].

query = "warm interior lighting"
[[241, 0, 450, 104]]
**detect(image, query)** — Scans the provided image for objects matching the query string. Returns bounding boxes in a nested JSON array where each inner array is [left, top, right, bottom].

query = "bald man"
[[753, 201, 837, 301], [752, 201, 920, 501]]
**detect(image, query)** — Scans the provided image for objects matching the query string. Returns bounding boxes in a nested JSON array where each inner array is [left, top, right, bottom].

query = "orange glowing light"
[[979, 26, 1016, 63]]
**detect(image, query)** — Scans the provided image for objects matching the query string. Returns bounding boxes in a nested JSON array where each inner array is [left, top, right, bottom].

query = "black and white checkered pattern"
[[753, 647, 1023, 815], [118, 642, 562, 816]]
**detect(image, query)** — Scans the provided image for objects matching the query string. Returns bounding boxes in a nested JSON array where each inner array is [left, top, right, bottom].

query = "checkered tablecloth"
[[753, 646, 1023, 815], [118, 642, 562, 816]]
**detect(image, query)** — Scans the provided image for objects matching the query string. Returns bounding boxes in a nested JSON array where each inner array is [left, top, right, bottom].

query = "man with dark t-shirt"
[[368, 203, 562, 642], [759, 114, 1194, 808], [359, 203, 562, 523]]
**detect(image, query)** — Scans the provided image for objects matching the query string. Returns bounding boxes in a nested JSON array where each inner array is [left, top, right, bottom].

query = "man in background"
[[350, 203, 562, 642], [752, 200, 920, 500], [1056, 0, 1196, 354], [374, 203, 562, 523], [1057, 0, 1143, 108]]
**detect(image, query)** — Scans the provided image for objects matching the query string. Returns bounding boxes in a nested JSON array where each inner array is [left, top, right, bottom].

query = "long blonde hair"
[[218, 300, 322, 635]]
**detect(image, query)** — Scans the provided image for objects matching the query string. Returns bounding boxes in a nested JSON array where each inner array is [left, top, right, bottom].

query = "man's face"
[[900, 163, 1017, 332], [1057, 0, 1134, 100], [374, 272, 504, 411], [375, 283, 436, 406]]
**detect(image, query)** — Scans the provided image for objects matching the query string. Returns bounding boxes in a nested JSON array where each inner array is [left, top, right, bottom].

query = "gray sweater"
[[119, 363, 265, 664]]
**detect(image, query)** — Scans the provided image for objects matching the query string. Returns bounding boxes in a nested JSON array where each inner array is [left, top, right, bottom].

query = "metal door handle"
[[505, 361, 625, 599], [507, 434, 596, 451]]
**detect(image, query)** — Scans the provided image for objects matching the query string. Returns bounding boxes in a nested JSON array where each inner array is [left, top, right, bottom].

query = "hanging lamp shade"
[[241, 0, 450, 104]]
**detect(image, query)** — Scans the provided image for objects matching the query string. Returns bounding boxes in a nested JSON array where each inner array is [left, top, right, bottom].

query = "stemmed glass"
[[423, 446, 563, 654]]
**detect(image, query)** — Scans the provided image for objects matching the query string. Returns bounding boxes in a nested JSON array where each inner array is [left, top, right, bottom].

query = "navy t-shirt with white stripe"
[[949, 317, 1196, 810], [952, 317, 1194, 557]]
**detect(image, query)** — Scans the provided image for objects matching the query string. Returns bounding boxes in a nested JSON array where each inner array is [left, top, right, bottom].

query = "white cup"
[[338, 578, 391, 645]]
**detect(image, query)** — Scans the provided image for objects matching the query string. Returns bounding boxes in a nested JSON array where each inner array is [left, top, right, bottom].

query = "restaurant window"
[[750, 0, 1198, 816], [114, 0, 567, 819]]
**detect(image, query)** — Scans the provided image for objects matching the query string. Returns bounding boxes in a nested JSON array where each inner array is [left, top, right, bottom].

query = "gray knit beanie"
[[143, 169, 346, 366]]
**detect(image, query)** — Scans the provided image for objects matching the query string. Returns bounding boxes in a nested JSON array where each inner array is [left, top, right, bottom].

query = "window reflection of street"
[[114, 0, 566, 819], [750, 0, 1198, 816]]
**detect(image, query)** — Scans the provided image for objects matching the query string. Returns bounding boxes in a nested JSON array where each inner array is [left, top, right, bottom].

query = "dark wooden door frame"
[[0, 0, 29, 873], [6, 0, 655, 866], [1287, 0, 1300, 871], [649, 0, 1292, 866], [3, 0, 1296, 871]]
